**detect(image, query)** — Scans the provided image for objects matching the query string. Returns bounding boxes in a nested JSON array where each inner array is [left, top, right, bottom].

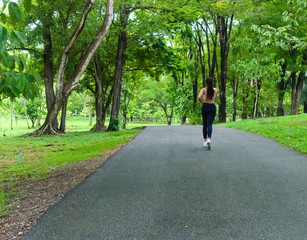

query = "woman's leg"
[[202, 104, 208, 140], [207, 105, 216, 139]]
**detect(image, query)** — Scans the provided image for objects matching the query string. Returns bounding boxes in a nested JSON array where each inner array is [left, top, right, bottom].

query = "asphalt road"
[[23, 126, 307, 240]]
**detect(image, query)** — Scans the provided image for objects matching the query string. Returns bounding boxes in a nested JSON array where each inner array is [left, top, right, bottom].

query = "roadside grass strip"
[[218, 114, 307, 154], [0, 129, 140, 217]]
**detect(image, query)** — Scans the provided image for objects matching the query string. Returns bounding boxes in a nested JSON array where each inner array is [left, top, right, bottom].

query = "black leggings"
[[201, 103, 216, 139]]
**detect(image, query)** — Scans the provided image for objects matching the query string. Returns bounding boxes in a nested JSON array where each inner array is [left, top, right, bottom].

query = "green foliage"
[[109, 115, 122, 131], [174, 80, 194, 120], [0, 0, 41, 101], [187, 111, 202, 125]]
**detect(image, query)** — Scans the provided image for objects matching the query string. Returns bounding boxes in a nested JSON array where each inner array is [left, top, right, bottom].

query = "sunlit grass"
[[0, 119, 141, 217], [218, 114, 307, 154]]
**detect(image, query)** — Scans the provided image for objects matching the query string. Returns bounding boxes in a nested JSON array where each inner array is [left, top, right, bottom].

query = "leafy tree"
[[141, 76, 176, 125], [250, 0, 307, 115], [27, 0, 114, 136]]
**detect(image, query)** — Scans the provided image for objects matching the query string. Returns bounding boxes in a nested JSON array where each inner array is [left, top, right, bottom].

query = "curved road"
[[23, 126, 307, 240]]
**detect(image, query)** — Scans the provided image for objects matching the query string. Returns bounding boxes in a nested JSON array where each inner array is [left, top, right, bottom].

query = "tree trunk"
[[277, 98, 285, 116], [253, 78, 262, 119], [203, 18, 218, 81], [93, 95, 104, 131], [277, 62, 288, 116], [123, 91, 127, 130], [160, 103, 173, 126], [232, 75, 238, 121], [217, 14, 234, 123], [31, 119, 35, 128], [193, 77, 198, 112], [91, 56, 113, 132], [108, 8, 128, 131], [30, 0, 114, 136], [24, 99, 30, 129], [253, 90, 258, 119], [59, 97, 68, 133], [291, 71, 304, 115], [89, 106, 92, 126], [196, 31, 206, 88], [37, 117, 41, 126], [242, 84, 248, 119], [93, 56, 104, 131], [43, 20, 58, 129]]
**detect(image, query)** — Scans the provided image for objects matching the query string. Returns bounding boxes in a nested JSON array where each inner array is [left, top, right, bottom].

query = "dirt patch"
[[0, 145, 123, 240]]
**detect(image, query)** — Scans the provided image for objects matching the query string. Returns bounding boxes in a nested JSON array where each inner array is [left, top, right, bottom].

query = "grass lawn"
[[218, 114, 307, 154], [0, 117, 142, 217]]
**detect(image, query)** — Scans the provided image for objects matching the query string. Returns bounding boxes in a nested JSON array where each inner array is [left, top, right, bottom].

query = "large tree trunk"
[[91, 83, 113, 132], [92, 55, 105, 132], [291, 71, 304, 115], [59, 97, 68, 133], [217, 14, 234, 123], [43, 20, 58, 129], [291, 54, 306, 115], [277, 62, 288, 116], [89, 54, 113, 132], [30, 0, 114, 136], [108, 8, 128, 131], [94, 95, 104, 131]]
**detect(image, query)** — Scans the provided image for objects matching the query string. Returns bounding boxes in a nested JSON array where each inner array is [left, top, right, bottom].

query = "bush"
[[187, 112, 202, 125]]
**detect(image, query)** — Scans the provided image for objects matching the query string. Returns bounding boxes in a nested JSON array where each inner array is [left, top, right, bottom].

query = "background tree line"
[[0, 0, 306, 135]]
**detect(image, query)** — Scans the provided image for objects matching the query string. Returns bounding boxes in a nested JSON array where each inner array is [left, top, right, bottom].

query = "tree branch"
[[64, 0, 114, 96], [7, 47, 43, 57], [57, 0, 96, 86]]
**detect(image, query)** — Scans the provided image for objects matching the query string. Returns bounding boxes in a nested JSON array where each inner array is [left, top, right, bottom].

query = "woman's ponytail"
[[206, 77, 214, 100]]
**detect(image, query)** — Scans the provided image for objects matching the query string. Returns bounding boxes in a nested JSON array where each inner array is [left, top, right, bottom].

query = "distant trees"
[[0, 0, 306, 135]]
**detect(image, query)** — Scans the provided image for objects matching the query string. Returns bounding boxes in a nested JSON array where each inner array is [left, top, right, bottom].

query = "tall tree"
[[30, 0, 114, 136], [250, 0, 306, 115], [108, 2, 129, 131]]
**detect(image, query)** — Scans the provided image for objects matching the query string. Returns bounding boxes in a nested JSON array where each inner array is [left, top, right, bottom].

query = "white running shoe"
[[203, 141, 207, 148], [207, 140, 211, 150]]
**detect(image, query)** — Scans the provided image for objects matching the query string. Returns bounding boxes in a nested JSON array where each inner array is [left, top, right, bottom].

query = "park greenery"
[[0, 0, 306, 219], [0, 0, 306, 133]]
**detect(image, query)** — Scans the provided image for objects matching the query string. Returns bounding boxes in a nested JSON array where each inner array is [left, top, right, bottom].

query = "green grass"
[[218, 114, 307, 154], [0, 121, 141, 217]]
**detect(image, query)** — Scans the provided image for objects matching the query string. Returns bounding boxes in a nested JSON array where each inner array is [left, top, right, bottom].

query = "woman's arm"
[[198, 88, 204, 105]]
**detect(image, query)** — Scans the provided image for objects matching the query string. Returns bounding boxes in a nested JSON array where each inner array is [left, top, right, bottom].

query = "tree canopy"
[[0, 0, 306, 134]]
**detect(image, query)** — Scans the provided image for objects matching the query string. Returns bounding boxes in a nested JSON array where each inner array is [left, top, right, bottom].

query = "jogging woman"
[[197, 77, 217, 150]]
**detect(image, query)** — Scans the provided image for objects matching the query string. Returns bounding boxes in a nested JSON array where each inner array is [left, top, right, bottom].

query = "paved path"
[[23, 126, 307, 240]]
